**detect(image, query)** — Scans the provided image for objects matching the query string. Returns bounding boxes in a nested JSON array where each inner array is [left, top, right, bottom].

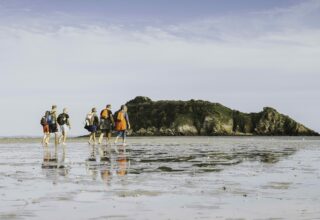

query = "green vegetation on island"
[[126, 96, 318, 136]]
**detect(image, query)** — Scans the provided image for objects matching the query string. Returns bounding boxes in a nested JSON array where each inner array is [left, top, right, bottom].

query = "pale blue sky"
[[0, 0, 303, 20], [0, 0, 319, 136]]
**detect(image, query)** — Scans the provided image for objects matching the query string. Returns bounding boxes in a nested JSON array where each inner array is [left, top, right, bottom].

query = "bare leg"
[[114, 136, 119, 144], [98, 133, 104, 144], [45, 133, 50, 145], [114, 132, 121, 153], [59, 134, 63, 144], [106, 132, 111, 145], [92, 132, 96, 145], [122, 131, 127, 146], [62, 131, 67, 145], [54, 132, 58, 146], [46, 133, 51, 145], [114, 144, 119, 153], [89, 133, 93, 144], [42, 133, 47, 145]]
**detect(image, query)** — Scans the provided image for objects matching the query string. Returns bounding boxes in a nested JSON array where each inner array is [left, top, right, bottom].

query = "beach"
[[0, 137, 320, 219]]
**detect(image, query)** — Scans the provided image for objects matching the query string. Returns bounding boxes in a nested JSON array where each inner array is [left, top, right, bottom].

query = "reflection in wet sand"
[[126, 146, 297, 174], [117, 150, 128, 176], [85, 145, 130, 183], [41, 145, 69, 177], [2, 137, 320, 220], [82, 144, 297, 186]]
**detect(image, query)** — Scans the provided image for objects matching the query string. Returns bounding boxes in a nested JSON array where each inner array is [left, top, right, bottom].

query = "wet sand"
[[0, 137, 320, 219]]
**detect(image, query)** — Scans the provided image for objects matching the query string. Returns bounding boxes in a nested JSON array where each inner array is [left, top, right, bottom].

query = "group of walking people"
[[40, 104, 130, 147], [84, 104, 130, 146], [40, 105, 71, 146]]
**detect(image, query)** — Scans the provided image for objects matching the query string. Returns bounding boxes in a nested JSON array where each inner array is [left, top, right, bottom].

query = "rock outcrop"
[[125, 96, 318, 136]]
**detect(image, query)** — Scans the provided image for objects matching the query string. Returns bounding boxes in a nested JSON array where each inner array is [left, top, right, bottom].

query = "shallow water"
[[0, 137, 320, 220]]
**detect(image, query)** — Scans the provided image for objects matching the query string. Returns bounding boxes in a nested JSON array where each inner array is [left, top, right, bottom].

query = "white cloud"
[[162, 0, 320, 43], [0, 1, 320, 136]]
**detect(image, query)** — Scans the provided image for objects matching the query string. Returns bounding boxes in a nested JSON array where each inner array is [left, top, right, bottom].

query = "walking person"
[[114, 105, 131, 147], [57, 108, 71, 146], [98, 104, 115, 145], [48, 105, 59, 146], [40, 111, 50, 146], [85, 108, 99, 145]]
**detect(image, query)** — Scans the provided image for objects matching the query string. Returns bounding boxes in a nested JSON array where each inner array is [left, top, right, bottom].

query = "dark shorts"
[[100, 128, 112, 134], [99, 119, 112, 133], [87, 125, 97, 133], [49, 124, 58, 133]]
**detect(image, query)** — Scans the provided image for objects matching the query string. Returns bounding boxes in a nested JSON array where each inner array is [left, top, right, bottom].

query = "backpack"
[[113, 110, 119, 122], [40, 116, 47, 126], [84, 119, 90, 130], [86, 113, 93, 126], [100, 109, 109, 119], [57, 114, 65, 125], [93, 115, 100, 126], [47, 114, 52, 125]]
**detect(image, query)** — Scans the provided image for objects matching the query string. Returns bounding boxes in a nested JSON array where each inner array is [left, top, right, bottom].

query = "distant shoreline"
[[0, 135, 319, 140]]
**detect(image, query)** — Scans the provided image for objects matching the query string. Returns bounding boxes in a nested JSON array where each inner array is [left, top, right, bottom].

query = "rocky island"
[[126, 96, 318, 136]]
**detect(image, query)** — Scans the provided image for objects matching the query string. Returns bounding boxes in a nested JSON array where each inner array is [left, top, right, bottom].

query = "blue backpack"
[[47, 114, 55, 125]]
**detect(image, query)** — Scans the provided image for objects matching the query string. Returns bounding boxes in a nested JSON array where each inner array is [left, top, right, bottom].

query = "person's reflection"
[[99, 147, 112, 185], [85, 145, 129, 185], [85, 145, 98, 180], [100, 166, 112, 187], [57, 148, 68, 176], [43, 145, 51, 163], [41, 145, 69, 177], [88, 145, 96, 161], [117, 147, 129, 176]]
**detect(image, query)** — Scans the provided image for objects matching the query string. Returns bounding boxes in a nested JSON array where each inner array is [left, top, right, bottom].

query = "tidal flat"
[[0, 137, 320, 220]]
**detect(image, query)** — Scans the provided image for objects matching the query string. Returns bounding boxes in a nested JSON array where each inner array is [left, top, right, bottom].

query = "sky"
[[0, 0, 320, 136]]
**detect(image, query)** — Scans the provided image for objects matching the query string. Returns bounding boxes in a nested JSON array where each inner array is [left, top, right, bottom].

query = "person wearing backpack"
[[57, 108, 71, 146], [48, 105, 59, 145], [98, 104, 115, 145], [114, 105, 131, 146], [85, 107, 99, 145], [41, 111, 50, 146]]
